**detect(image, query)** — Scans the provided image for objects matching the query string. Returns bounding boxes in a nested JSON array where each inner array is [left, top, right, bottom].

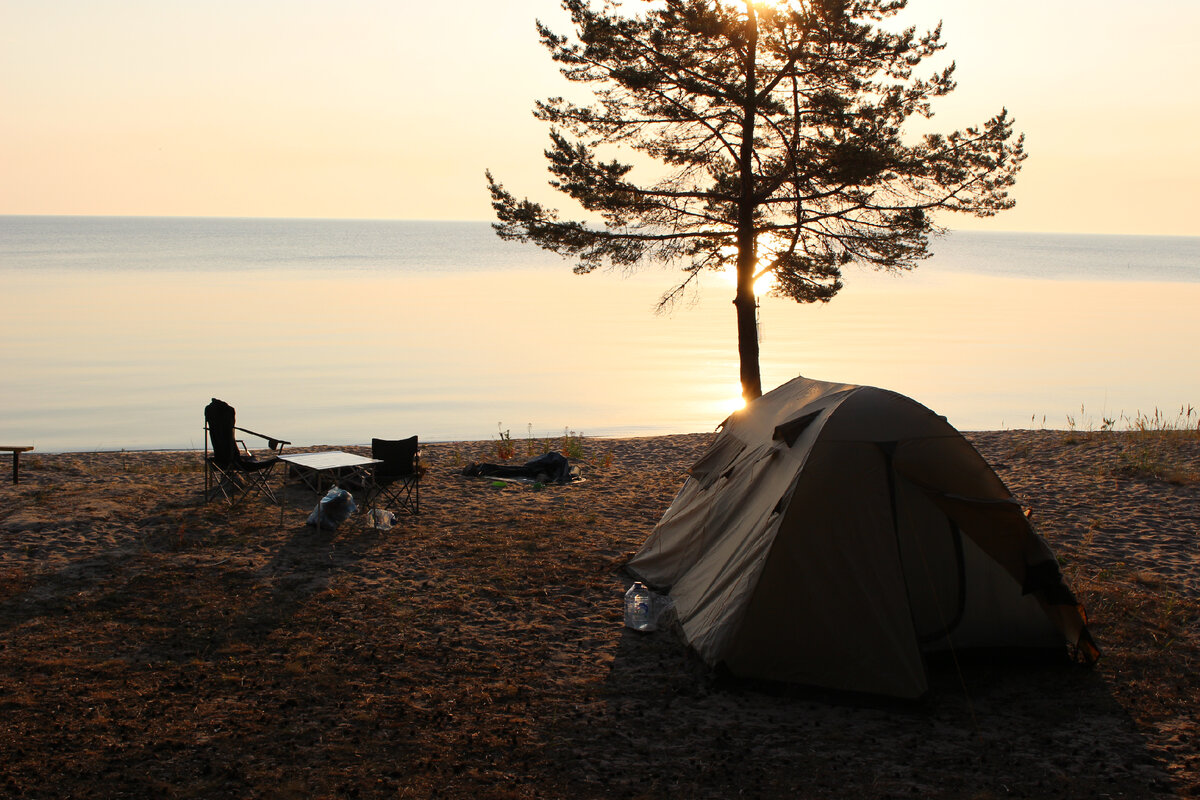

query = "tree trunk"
[[734, 254, 762, 402], [735, 2, 762, 403]]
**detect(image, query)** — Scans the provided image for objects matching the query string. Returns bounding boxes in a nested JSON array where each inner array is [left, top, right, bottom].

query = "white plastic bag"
[[306, 487, 356, 530]]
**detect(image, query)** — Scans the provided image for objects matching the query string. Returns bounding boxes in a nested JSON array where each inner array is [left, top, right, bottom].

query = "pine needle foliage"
[[487, 0, 1025, 400]]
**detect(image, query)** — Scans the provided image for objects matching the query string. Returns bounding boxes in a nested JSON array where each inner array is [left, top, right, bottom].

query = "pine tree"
[[487, 0, 1025, 401]]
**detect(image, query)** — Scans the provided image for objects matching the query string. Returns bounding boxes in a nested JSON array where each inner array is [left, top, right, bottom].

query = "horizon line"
[[2, 214, 1196, 240]]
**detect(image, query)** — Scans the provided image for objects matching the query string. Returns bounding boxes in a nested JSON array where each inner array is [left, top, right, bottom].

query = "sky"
[[2, 1, 1198, 236]]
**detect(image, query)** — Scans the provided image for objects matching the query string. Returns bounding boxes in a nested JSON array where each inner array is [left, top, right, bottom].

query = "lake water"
[[2, 216, 1199, 452]]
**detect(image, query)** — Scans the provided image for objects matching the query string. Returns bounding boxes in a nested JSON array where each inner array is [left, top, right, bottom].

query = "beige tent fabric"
[[628, 375, 1097, 698], [728, 441, 930, 698]]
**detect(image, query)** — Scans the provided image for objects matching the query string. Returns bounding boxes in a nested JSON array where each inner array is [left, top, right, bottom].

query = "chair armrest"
[[233, 426, 291, 453]]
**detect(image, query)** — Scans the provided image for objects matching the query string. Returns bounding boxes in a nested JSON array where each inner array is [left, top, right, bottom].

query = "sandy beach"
[[1, 429, 1197, 798]]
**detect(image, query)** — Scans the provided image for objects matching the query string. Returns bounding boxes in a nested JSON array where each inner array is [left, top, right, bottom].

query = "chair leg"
[[366, 476, 420, 517], [204, 462, 279, 506]]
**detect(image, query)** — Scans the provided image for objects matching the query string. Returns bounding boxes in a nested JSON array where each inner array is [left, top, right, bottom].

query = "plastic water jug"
[[624, 581, 655, 632]]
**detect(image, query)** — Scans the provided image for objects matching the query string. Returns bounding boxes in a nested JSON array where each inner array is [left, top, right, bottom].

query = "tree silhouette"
[[488, 0, 1025, 401]]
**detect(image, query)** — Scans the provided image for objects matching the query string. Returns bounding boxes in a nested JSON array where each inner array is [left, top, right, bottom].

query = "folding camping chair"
[[203, 398, 290, 505], [364, 436, 421, 516]]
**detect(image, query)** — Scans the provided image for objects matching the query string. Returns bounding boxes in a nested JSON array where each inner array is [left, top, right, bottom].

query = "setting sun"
[[720, 262, 776, 296], [720, 387, 748, 415]]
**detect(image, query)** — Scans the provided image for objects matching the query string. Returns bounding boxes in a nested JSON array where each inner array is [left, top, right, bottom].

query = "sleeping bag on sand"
[[462, 452, 581, 484]]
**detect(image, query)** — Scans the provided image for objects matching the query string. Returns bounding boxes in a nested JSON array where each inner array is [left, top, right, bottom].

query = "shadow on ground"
[[540, 595, 1173, 800]]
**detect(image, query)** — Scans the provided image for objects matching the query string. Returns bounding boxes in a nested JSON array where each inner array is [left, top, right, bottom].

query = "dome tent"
[[628, 376, 1099, 699]]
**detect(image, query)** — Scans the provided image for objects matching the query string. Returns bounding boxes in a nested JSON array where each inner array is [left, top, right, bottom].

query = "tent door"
[[881, 446, 967, 645]]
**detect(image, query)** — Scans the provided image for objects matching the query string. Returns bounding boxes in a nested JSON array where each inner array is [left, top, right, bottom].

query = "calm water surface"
[[2, 217, 1198, 452]]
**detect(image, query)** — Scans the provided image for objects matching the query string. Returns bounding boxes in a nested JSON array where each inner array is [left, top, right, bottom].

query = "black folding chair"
[[364, 436, 421, 516], [203, 398, 290, 505]]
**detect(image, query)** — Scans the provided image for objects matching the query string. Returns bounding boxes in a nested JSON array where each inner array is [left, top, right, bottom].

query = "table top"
[[279, 451, 381, 470]]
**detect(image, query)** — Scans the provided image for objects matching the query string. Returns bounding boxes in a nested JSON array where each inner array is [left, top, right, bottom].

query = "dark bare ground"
[[0, 431, 1196, 798]]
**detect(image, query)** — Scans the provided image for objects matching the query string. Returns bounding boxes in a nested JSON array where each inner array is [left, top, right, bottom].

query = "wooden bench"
[[2, 446, 33, 484]]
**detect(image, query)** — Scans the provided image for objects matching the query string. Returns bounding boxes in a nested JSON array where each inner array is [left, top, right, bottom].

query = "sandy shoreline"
[[1, 430, 1197, 797]]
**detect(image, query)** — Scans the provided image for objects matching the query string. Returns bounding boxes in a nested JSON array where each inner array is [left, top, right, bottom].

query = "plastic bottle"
[[624, 581, 655, 632], [369, 508, 396, 531]]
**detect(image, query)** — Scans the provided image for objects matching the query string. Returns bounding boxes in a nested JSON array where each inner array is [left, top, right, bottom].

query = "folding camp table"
[[278, 451, 381, 525], [2, 446, 33, 484]]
